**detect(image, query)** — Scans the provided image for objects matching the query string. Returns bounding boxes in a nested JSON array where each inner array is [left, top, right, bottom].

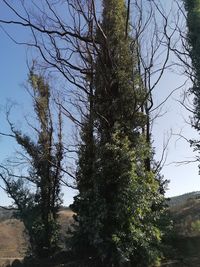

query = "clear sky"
[[0, 1, 200, 207]]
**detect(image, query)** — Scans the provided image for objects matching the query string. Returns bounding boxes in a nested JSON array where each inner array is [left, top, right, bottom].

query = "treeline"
[[0, 0, 200, 266]]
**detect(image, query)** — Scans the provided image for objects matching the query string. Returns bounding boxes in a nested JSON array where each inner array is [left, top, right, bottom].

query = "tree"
[[70, 1, 167, 266], [0, 70, 63, 258], [0, 0, 173, 265], [184, 0, 200, 132]]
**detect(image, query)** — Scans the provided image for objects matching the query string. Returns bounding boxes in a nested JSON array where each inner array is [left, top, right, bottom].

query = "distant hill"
[[168, 191, 200, 208], [163, 191, 200, 266], [0, 208, 14, 222], [0, 208, 73, 267], [0, 206, 72, 222], [168, 191, 200, 237]]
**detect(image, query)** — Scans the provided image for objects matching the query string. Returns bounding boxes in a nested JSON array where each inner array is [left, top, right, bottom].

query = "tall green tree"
[[183, 0, 200, 191], [0, 70, 63, 258], [71, 1, 166, 266], [184, 0, 200, 131]]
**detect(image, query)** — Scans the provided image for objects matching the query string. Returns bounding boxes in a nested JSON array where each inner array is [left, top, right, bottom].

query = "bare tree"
[[4, 2, 180, 174]]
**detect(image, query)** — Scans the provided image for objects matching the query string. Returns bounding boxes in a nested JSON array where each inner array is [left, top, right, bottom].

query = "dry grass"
[[58, 209, 74, 229], [0, 219, 27, 258], [0, 219, 26, 267]]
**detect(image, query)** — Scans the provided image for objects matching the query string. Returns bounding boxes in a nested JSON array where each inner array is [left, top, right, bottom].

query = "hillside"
[[0, 208, 74, 267], [163, 192, 200, 266], [0, 208, 13, 223], [168, 191, 200, 208], [169, 192, 200, 236]]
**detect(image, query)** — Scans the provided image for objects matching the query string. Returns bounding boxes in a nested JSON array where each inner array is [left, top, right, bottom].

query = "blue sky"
[[0, 1, 200, 207], [152, 70, 200, 197]]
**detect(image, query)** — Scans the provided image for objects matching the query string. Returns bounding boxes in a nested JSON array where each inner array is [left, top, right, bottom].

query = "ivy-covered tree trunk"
[[70, 19, 97, 262], [29, 71, 63, 257], [71, 0, 166, 266], [184, 0, 200, 130]]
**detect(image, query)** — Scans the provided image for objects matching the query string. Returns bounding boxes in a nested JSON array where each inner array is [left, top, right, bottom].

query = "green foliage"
[[184, 0, 200, 130], [184, 0, 200, 239], [191, 220, 200, 234], [70, 0, 167, 266]]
